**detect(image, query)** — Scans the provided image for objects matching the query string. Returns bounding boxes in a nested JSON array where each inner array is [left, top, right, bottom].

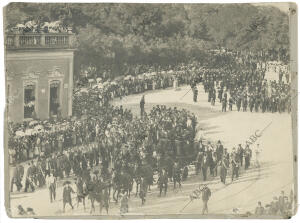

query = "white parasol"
[[34, 125, 44, 132], [124, 75, 133, 80], [15, 130, 25, 137], [25, 20, 37, 28], [29, 120, 38, 127], [25, 129, 34, 136], [16, 24, 26, 28], [49, 21, 61, 28], [97, 83, 104, 89], [92, 84, 98, 89], [42, 22, 51, 28], [80, 88, 89, 93]]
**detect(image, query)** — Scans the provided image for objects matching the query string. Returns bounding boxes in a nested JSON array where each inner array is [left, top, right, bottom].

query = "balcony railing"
[[5, 33, 76, 49]]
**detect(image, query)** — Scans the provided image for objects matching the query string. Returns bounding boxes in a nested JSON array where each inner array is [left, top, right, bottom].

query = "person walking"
[[62, 181, 75, 213], [201, 185, 211, 214], [220, 156, 229, 184], [255, 143, 262, 167], [46, 172, 57, 203], [158, 168, 168, 197], [139, 176, 148, 205], [120, 190, 129, 215], [140, 95, 145, 118]]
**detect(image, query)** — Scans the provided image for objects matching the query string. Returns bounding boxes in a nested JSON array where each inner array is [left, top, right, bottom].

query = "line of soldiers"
[[199, 58, 291, 113]]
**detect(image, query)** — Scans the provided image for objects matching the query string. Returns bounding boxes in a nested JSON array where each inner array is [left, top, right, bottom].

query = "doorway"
[[49, 81, 60, 117]]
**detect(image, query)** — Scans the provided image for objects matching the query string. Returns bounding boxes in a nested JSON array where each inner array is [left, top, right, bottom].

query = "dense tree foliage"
[[4, 3, 289, 77]]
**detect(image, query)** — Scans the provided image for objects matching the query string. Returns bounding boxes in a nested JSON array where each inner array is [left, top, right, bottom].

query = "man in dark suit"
[[24, 162, 35, 192], [63, 182, 75, 212], [220, 156, 229, 184], [231, 153, 239, 182], [216, 140, 224, 162], [158, 168, 168, 197], [202, 154, 209, 181], [140, 95, 145, 117]]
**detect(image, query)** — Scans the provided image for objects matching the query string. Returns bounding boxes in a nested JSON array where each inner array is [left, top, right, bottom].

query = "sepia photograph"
[[2, 1, 298, 219]]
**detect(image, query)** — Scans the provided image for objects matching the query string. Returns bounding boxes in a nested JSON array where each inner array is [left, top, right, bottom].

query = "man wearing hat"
[[63, 181, 75, 212], [158, 168, 168, 197]]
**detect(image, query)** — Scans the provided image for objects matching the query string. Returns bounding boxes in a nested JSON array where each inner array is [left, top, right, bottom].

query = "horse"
[[87, 179, 109, 214], [112, 170, 133, 203]]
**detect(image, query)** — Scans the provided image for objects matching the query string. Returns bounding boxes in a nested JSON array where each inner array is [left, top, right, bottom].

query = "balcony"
[[5, 32, 76, 50]]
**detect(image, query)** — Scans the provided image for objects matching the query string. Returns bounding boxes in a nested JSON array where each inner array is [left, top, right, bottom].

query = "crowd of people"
[[184, 51, 291, 113], [8, 20, 71, 34], [254, 190, 294, 218], [9, 49, 292, 215], [9, 102, 197, 201], [74, 51, 291, 118]]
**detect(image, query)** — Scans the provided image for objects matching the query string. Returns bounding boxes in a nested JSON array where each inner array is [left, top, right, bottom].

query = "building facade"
[[5, 32, 76, 122]]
